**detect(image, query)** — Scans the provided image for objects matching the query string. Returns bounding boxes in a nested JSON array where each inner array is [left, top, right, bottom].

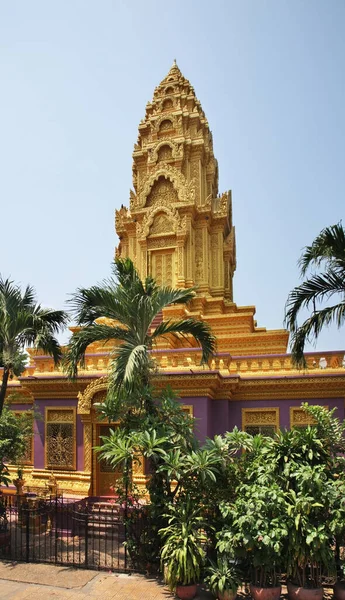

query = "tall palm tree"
[[64, 258, 215, 403], [285, 222, 345, 367], [0, 277, 68, 415]]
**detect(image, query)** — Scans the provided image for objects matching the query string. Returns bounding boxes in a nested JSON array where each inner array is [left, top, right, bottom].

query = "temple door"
[[151, 249, 175, 287], [96, 424, 121, 496]]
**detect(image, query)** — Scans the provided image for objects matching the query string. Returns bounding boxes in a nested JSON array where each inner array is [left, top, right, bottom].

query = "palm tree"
[[0, 277, 68, 415], [285, 222, 345, 367], [64, 258, 215, 407]]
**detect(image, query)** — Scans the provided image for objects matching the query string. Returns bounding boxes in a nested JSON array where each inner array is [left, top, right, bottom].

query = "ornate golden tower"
[[115, 60, 236, 300]]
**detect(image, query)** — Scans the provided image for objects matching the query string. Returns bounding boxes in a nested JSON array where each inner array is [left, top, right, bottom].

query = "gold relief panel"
[[145, 176, 179, 208], [45, 407, 76, 471], [147, 235, 176, 250], [290, 406, 327, 428], [46, 409, 74, 423], [150, 213, 174, 236], [242, 407, 279, 430]]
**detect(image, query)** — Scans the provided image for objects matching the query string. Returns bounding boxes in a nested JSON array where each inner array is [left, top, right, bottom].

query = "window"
[[242, 408, 279, 437], [45, 408, 76, 470], [290, 406, 327, 429]]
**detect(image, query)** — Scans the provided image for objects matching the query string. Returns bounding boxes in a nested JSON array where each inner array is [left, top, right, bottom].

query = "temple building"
[[4, 62, 345, 497]]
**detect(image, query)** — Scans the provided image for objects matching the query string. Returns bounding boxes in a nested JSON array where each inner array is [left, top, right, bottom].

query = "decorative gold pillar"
[[177, 237, 185, 287], [81, 414, 92, 475]]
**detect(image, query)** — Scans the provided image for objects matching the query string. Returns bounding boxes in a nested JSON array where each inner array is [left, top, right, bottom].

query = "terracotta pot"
[[250, 584, 281, 600], [334, 582, 345, 600], [287, 582, 323, 600], [218, 590, 238, 600], [176, 583, 197, 600]]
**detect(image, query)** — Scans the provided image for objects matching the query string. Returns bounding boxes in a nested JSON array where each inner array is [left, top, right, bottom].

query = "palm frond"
[[152, 318, 216, 363], [150, 286, 196, 317], [298, 222, 345, 276], [112, 343, 149, 390], [285, 270, 345, 331], [290, 302, 345, 367], [64, 324, 128, 378]]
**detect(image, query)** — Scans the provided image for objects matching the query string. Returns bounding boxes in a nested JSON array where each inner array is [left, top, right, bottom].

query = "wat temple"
[[5, 62, 345, 497]]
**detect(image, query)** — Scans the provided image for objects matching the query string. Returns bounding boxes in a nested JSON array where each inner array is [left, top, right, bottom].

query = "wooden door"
[[151, 250, 175, 287], [96, 424, 121, 496]]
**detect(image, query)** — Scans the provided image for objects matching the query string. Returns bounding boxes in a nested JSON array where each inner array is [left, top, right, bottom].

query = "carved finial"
[[173, 58, 177, 66]]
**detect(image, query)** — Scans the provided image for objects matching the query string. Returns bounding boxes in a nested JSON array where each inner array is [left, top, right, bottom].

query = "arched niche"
[[145, 176, 179, 208], [159, 119, 173, 132], [162, 98, 173, 111], [157, 144, 173, 162]]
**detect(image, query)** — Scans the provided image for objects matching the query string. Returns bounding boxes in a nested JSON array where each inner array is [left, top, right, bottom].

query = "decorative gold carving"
[[289, 406, 328, 428], [146, 176, 179, 208], [138, 205, 182, 241], [159, 119, 173, 132], [242, 407, 279, 427], [157, 144, 173, 162], [150, 213, 173, 236], [83, 421, 92, 472], [147, 235, 176, 249], [46, 409, 74, 423], [151, 251, 175, 287], [194, 229, 203, 281], [77, 377, 109, 415], [162, 98, 173, 111], [45, 408, 76, 470], [139, 166, 187, 207]]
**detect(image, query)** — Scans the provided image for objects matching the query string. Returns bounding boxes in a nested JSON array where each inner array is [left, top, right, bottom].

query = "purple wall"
[[228, 398, 344, 433], [33, 399, 84, 471], [178, 397, 210, 443], [177, 397, 344, 442]]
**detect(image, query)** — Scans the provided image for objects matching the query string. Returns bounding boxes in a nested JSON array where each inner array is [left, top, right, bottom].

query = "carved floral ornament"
[[77, 377, 109, 415], [149, 113, 182, 134], [148, 140, 184, 164], [136, 205, 188, 240], [137, 166, 195, 208]]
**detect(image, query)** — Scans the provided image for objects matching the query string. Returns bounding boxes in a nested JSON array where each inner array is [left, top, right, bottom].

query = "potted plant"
[[334, 564, 345, 600], [217, 481, 287, 600], [205, 556, 242, 600], [284, 463, 339, 600], [159, 497, 206, 600]]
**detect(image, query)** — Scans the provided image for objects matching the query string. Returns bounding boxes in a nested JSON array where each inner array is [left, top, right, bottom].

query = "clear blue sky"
[[0, 1, 344, 351]]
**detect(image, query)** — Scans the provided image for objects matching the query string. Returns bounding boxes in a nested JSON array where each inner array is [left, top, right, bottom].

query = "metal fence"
[[0, 495, 147, 572]]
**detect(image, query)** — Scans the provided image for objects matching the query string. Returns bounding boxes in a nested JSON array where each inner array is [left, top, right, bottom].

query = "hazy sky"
[[0, 1, 344, 351]]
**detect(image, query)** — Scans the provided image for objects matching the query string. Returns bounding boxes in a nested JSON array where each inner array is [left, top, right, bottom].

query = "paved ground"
[[0, 561, 214, 599]]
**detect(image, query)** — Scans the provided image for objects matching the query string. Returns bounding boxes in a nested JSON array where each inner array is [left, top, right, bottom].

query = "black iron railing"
[[0, 495, 147, 572]]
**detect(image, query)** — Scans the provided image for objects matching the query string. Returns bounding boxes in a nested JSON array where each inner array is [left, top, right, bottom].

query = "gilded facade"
[[3, 62, 345, 498]]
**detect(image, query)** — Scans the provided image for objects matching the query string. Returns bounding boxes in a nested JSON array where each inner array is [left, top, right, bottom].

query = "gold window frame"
[[45, 407, 76, 471], [181, 405, 193, 416], [290, 406, 328, 429], [242, 407, 279, 434]]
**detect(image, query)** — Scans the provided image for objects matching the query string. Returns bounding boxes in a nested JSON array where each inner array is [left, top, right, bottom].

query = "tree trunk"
[[0, 367, 10, 416]]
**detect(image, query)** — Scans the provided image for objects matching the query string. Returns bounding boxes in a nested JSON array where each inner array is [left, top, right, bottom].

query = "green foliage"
[[64, 258, 215, 395], [0, 276, 68, 414], [0, 407, 35, 486], [159, 497, 207, 589], [285, 222, 345, 367], [205, 556, 242, 596], [218, 481, 288, 587]]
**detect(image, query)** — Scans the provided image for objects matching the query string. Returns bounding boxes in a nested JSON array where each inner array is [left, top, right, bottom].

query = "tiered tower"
[[115, 60, 236, 300]]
